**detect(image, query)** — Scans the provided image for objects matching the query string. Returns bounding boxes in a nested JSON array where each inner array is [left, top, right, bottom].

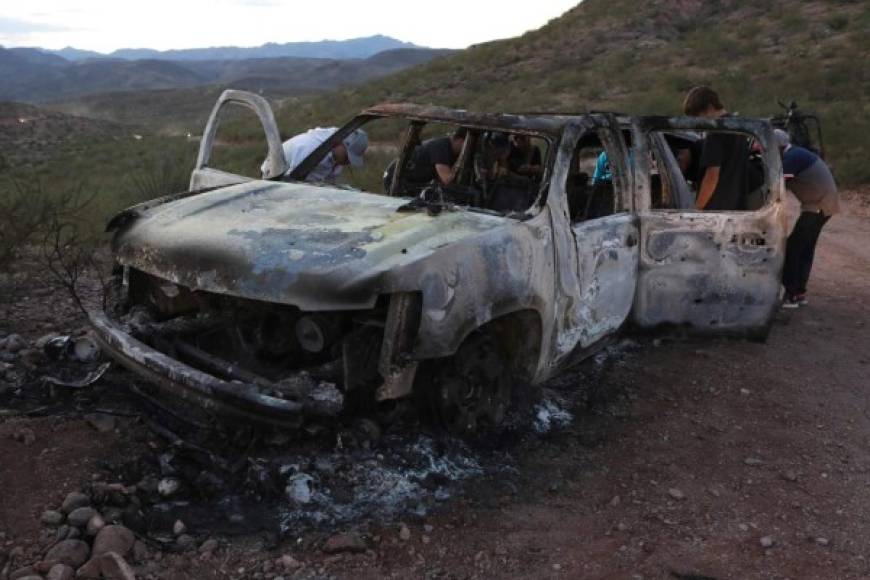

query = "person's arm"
[[695, 166, 720, 209], [695, 135, 723, 209], [435, 164, 454, 185]]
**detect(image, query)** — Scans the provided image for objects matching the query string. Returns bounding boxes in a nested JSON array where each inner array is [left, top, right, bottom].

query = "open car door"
[[189, 90, 287, 191], [630, 116, 789, 338]]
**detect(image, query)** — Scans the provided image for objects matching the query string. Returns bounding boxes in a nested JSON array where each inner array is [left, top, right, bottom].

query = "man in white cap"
[[262, 127, 368, 183], [774, 128, 839, 308]]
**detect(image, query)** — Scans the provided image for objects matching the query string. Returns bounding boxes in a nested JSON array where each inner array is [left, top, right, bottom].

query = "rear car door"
[[629, 116, 788, 337]]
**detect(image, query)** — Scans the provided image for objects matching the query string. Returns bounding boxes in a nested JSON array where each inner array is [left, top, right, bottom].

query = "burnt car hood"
[[112, 180, 510, 310]]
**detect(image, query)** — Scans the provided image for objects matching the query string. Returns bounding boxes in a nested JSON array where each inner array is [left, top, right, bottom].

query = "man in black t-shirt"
[[406, 127, 468, 185], [683, 86, 750, 210]]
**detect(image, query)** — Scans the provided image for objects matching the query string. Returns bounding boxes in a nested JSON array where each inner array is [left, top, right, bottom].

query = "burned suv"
[[89, 90, 788, 433]]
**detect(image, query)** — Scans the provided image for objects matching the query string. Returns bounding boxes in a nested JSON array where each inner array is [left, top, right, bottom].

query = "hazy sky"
[[0, 0, 580, 52]]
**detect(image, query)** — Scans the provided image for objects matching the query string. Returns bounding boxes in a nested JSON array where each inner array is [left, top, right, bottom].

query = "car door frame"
[[189, 90, 288, 191], [544, 114, 640, 373], [629, 115, 788, 337]]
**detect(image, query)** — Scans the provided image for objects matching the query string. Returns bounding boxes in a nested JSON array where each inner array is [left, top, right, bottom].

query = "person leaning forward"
[[261, 127, 368, 183], [683, 86, 751, 210], [775, 129, 840, 308], [406, 127, 468, 186]]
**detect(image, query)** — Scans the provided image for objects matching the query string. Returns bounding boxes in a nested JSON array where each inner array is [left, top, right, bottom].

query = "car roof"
[[362, 103, 608, 137]]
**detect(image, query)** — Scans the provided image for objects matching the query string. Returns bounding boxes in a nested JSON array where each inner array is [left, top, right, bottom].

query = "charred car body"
[[89, 90, 789, 433]]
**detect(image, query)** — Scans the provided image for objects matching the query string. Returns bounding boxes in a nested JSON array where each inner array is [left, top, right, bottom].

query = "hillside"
[[270, 0, 870, 184], [0, 102, 124, 170]]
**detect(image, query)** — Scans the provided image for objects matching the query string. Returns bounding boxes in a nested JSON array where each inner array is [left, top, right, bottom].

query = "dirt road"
[[2, 193, 869, 580]]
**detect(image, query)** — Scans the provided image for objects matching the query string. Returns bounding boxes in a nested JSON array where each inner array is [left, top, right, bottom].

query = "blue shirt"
[[782, 145, 818, 177], [592, 151, 612, 184]]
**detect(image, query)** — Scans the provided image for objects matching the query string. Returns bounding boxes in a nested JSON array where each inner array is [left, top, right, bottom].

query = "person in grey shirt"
[[775, 129, 840, 308]]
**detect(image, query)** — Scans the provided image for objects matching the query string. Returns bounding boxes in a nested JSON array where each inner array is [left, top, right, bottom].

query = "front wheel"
[[429, 333, 513, 435]]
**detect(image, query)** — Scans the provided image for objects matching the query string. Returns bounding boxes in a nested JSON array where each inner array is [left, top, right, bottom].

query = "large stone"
[[46, 563, 75, 580], [92, 525, 135, 558], [86, 513, 106, 536], [44, 539, 90, 568], [42, 510, 64, 526], [9, 566, 37, 580], [76, 552, 136, 580], [3, 334, 28, 354], [67, 507, 98, 528], [61, 492, 90, 514], [322, 532, 367, 554]]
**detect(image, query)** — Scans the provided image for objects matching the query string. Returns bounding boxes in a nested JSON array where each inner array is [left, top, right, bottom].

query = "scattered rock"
[[84, 413, 116, 433], [132, 540, 149, 562], [46, 563, 74, 580], [176, 534, 196, 552], [2, 334, 27, 354], [609, 495, 621, 507], [744, 457, 764, 466], [157, 478, 181, 497], [667, 488, 685, 500], [67, 507, 98, 528], [398, 523, 411, 542], [286, 474, 313, 505], [101, 507, 124, 525], [86, 513, 106, 536], [279, 554, 300, 570], [44, 539, 90, 568], [12, 575, 43, 580], [815, 537, 830, 546], [739, 388, 751, 396], [760, 536, 775, 548], [41, 510, 64, 526], [76, 551, 135, 580], [92, 525, 135, 558], [172, 519, 186, 535], [198, 539, 218, 554], [9, 566, 37, 580], [11, 427, 36, 445], [61, 492, 90, 514], [278, 554, 302, 571], [781, 470, 798, 482], [323, 532, 367, 554]]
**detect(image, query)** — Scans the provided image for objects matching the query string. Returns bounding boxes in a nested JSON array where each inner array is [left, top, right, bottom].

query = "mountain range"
[[35, 35, 422, 62], [0, 41, 451, 102]]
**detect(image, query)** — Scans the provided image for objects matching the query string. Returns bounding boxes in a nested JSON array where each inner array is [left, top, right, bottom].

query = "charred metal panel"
[[88, 310, 304, 428], [111, 180, 509, 311], [633, 208, 784, 332], [557, 214, 639, 359], [631, 116, 787, 334]]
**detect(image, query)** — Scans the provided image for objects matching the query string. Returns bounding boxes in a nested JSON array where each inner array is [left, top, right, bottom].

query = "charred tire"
[[430, 332, 513, 435]]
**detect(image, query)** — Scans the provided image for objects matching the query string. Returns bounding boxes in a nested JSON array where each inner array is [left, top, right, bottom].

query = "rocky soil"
[[1, 191, 869, 579]]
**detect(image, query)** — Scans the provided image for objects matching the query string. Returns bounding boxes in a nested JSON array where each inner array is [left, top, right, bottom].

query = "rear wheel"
[[431, 333, 513, 435]]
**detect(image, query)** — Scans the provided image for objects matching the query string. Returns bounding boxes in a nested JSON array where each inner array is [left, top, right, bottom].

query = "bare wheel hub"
[[435, 334, 512, 434]]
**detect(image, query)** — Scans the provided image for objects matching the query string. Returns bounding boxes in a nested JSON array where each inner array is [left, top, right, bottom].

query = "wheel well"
[[464, 310, 543, 382]]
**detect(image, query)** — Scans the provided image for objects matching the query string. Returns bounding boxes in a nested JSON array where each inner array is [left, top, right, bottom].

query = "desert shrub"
[[0, 175, 97, 272]]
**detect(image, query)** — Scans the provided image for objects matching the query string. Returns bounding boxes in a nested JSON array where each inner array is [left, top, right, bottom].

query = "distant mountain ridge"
[[0, 44, 453, 103], [36, 35, 423, 62]]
